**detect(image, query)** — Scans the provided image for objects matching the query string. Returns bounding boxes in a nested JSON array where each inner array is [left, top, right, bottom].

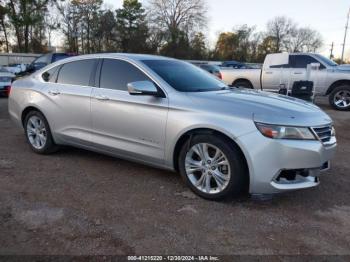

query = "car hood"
[[186, 88, 332, 127], [335, 65, 350, 72]]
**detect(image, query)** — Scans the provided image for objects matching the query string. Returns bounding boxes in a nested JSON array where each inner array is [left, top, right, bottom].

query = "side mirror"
[[310, 63, 321, 70], [128, 81, 159, 96]]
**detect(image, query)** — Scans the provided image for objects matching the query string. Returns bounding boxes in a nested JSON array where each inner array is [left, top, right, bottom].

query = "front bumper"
[[237, 130, 337, 194]]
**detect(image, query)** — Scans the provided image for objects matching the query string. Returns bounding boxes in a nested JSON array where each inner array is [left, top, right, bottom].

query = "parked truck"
[[220, 53, 350, 110]]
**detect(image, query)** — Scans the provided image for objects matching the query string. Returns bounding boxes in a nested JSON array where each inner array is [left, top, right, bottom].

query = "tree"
[[159, 29, 192, 58], [94, 10, 117, 52], [5, 0, 49, 52], [212, 25, 258, 62], [266, 16, 296, 52], [257, 35, 277, 62], [73, 0, 103, 53], [55, 0, 104, 53], [148, 0, 207, 57], [55, 0, 80, 52], [190, 32, 207, 59], [213, 32, 238, 60], [116, 0, 148, 53], [288, 27, 323, 52], [0, 4, 9, 52], [249, 32, 262, 62], [233, 24, 255, 62]]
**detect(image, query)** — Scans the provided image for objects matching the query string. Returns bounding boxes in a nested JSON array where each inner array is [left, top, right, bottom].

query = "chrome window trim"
[[39, 56, 168, 98]]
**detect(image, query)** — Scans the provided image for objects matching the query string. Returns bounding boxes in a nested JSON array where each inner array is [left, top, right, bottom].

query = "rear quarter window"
[[57, 59, 97, 86], [42, 66, 60, 82]]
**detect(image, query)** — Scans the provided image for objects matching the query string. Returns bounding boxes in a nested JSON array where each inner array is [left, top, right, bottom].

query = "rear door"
[[90, 58, 168, 164], [42, 59, 98, 145]]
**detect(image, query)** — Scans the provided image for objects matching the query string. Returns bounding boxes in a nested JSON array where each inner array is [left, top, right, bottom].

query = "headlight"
[[255, 123, 316, 140]]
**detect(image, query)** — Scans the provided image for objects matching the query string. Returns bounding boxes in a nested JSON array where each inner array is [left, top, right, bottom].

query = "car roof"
[[33, 53, 179, 76], [42, 53, 176, 68], [289, 53, 318, 56], [65, 53, 173, 61]]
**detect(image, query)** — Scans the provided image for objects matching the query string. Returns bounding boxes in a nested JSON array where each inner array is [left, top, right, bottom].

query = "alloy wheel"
[[26, 115, 47, 150], [185, 143, 231, 194], [334, 90, 350, 108]]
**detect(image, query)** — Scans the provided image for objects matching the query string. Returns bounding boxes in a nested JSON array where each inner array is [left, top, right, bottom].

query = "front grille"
[[312, 125, 332, 144]]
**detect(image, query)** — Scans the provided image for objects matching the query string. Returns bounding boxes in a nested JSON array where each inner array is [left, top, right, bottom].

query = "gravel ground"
[[0, 96, 349, 256]]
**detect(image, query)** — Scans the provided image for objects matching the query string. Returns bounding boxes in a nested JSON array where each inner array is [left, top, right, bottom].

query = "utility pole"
[[330, 42, 334, 59], [341, 8, 350, 63]]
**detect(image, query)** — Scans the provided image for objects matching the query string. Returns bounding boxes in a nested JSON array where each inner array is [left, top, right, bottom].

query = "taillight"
[[216, 72, 222, 80], [5, 85, 11, 96]]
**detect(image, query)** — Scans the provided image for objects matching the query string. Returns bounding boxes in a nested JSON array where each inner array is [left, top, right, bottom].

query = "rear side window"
[[42, 66, 60, 82], [290, 55, 320, 69], [99, 59, 149, 91], [57, 59, 97, 86]]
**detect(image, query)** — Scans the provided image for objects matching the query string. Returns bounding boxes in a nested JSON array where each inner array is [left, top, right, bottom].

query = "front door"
[[91, 58, 168, 165], [289, 55, 327, 93]]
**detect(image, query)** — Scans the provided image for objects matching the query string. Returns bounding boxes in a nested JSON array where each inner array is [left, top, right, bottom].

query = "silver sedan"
[[8, 54, 337, 200]]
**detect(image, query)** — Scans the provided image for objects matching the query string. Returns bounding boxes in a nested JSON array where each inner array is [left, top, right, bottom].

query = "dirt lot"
[[0, 96, 349, 256]]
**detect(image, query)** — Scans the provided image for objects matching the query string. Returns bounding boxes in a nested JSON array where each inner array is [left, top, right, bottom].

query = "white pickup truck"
[[220, 53, 350, 110]]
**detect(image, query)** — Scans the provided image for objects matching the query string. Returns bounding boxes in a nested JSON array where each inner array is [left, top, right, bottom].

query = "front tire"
[[329, 85, 350, 111], [24, 111, 58, 154], [178, 134, 248, 200]]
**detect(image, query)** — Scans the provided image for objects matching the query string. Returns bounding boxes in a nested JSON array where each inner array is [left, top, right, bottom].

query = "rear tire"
[[24, 110, 59, 154], [329, 85, 350, 111], [233, 80, 253, 89], [178, 134, 248, 200]]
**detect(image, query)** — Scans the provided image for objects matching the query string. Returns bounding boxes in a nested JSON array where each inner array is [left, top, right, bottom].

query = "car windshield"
[[314, 54, 338, 67], [142, 60, 227, 92]]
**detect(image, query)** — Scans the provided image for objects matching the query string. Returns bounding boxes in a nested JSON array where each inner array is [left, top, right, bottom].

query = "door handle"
[[94, 94, 109, 101], [294, 72, 303, 75], [265, 71, 273, 74], [48, 89, 60, 96]]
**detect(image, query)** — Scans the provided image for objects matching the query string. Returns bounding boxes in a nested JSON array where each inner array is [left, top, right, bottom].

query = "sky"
[[104, 0, 350, 59]]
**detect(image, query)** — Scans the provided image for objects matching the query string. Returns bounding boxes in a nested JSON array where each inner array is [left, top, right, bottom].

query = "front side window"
[[142, 60, 227, 92], [57, 59, 97, 86], [290, 55, 321, 69], [99, 59, 149, 91]]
